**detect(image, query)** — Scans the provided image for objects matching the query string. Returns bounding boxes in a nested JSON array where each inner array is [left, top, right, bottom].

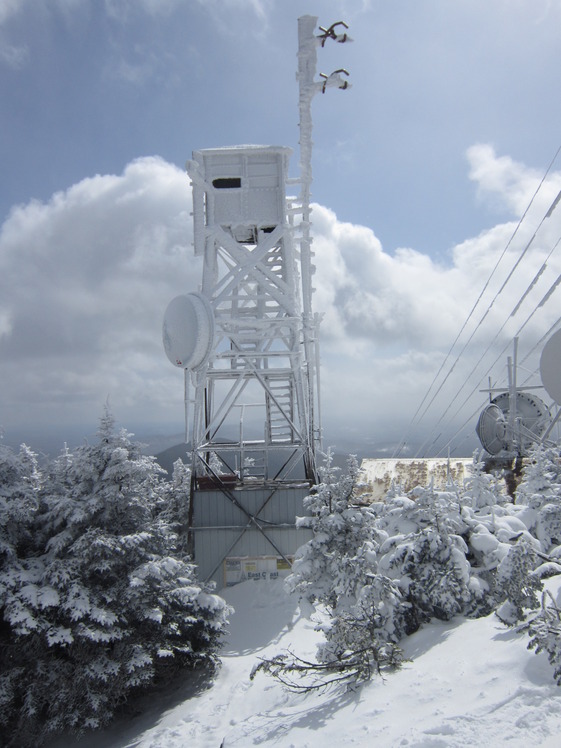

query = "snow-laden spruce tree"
[[273, 452, 406, 687], [494, 536, 543, 624], [0, 410, 230, 747], [516, 444, 561, 553], [516, 444, 561, 509], [458, 451, 519, 614], [156, 456, 192, 552], [376, 482, 473, 629], [464, 450, 506, 510], [0, 442, 44, 743], [286, 451, 382, 610], [0, 441, 42, 563], [457, 449, 552, 623]]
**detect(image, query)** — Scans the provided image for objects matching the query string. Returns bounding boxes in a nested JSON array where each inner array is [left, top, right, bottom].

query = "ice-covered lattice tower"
[[163, 16, 350, 586], [185, 143, 315, 484]]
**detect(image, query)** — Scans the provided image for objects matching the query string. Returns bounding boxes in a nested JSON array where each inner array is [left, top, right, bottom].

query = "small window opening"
[[213, 177, 241, 189]]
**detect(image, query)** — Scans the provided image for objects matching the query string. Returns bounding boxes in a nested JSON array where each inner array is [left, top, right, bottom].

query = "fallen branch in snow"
[[249, 643, 404, 693]]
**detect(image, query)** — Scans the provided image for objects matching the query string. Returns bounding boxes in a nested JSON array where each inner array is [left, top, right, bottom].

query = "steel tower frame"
[[186, 143, 318, 486], [163, 16, 351, 584]]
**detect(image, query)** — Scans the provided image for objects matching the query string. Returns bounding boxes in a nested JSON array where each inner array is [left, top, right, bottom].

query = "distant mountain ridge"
[[154, 443, 191, 477]]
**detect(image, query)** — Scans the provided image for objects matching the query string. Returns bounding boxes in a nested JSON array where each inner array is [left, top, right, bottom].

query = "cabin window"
[[213, 177, 241, 189]]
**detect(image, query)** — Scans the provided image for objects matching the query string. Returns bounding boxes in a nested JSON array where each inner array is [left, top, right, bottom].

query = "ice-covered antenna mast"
[[297, 16, 351, 316], [162, 18, 351, 587], [296, 15, 351, 455]]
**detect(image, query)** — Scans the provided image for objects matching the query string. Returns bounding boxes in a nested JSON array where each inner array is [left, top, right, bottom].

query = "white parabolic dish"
[[540, 329, 561, 405], [162, 293, 214, 370]]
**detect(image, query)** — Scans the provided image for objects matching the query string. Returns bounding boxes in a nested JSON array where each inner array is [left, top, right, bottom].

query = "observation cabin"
[[192, 145, 291, 247]]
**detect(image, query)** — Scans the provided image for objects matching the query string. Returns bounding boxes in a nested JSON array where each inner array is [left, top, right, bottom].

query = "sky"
[[3, 0, 561, 457]]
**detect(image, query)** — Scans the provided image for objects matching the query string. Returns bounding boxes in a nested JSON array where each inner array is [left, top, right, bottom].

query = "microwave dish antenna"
[[476, 337, 552, 457], [540, 328, 561, 405], [476, 403, 507, 455], [162, 292, 214, 370], [476, 391, 551, 455]]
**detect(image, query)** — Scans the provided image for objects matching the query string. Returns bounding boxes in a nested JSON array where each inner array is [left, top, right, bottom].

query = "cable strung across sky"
[[399, 144, 561, 459]]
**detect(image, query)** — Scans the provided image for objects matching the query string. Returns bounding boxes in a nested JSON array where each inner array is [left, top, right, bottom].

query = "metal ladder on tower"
[[266, 377, 295, 443]]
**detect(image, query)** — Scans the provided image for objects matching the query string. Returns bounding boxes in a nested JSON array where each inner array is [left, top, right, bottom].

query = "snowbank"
[[64, 577, 561, 748]]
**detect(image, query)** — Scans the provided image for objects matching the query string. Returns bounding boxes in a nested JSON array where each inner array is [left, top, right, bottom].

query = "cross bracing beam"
[[209, 228, 296, 312]]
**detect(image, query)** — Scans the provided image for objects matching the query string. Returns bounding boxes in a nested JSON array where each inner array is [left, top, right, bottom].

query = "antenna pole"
[[509, 337, 520, 452], [296, 15, 351, 460], [184, 369, 190, 444], [297, 16, 320, 463]]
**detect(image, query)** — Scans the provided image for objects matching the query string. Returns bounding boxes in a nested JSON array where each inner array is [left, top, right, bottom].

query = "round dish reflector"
[[476, 391, 551, 456], [540, 329, 561, 405], [476, 403, 507, 455], [162, 293, 214, 369]]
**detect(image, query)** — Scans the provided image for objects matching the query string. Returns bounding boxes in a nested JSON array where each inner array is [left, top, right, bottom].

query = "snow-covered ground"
[[61, 576, 561, 748]]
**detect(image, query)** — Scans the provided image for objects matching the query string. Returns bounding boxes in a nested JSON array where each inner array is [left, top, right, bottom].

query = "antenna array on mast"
[[161, 17, 351, 587]]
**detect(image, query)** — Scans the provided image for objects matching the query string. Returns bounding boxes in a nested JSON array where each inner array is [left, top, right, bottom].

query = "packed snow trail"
[[57, 577, 561, 748]]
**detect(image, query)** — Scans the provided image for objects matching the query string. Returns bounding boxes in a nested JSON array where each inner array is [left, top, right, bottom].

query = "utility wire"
[[414, 186, 561, 450], [520, 316, 561, 368], [435, 335, 561, 460], [423, 272, 561, 457], [393, 144, 561, 459], [426, 234, 561, 440]]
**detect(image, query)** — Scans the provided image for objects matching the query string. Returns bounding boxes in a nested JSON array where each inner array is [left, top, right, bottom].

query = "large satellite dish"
[[540, 329, 561, 405], [162, 292, 214, 370], [476, 403, 507, 455], [476, 391, 551, 456]]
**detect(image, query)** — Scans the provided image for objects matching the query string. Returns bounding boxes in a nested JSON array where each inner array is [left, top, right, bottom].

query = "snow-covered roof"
[[193, 144, 293, 156]]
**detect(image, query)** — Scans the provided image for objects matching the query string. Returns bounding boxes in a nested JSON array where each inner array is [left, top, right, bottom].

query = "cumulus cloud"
[[312, 206, 472, 348], [1, 146, 561, 455], [467, 144, 561, 220], [0, 0, 27, 69], [0, 157, 197, 431]]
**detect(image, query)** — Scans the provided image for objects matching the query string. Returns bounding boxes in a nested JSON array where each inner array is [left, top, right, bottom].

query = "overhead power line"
[[423, 234, 561, 448], [393, 148, 561, 457], [394, 142, 561, 458], [423, 273, 561, 458]]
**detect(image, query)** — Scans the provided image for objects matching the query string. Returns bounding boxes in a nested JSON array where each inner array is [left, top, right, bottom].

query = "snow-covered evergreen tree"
[[516, 445, 561, 511], [515, 445, 561, 553], [525, 589, 561, 685], [376, 483, 472, 628], [495, 536, 543, 624], [283, 452, 406, 683], [452, 452, 545, 616], [0, 442, 42, 562], [0, 411, 230, 747], [0, 442, 46, 743], [464, 450, 506, 510], [286, 451, 382, 611]]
